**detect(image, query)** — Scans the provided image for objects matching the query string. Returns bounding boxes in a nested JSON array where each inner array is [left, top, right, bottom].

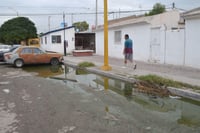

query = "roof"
[[40, 26, 75, 37], [95, 9, 182, 31], [96, 15, 149, 31], [182, 7, 200, 19]]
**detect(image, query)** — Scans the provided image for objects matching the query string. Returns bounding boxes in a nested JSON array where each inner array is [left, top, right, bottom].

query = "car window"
[[33, 48, 44, 54], [21, 48, 33, 54], [9, 46, 19, 52], [12, 47, 20, 53]]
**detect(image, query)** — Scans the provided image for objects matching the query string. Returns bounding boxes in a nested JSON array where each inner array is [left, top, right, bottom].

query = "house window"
[[41, 38, 43, 44], [114, 30, 121, 44], [45, 37, 47, 44], [52, 35, 61, 44]]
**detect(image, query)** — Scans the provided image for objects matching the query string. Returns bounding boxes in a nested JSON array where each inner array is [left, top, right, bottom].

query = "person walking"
[[123, 34, 136, 69]]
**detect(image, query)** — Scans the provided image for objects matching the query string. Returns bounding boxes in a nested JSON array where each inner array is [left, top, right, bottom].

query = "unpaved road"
[[0, 64, 199, 133]]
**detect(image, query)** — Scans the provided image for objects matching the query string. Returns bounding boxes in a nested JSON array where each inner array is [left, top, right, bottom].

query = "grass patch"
[[78, 61, 95, 67], [136, 74, 200, 90], [76, 61, 95, 75]]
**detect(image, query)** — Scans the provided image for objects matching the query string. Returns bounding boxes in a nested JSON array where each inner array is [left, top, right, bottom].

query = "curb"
[[64, 61, 200, 102], [168, 87, 200, 101], [65, 61, 137, 83]]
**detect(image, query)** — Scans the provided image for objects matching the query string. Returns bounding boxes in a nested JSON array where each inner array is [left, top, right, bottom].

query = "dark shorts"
[[125, 53, 133, 61]]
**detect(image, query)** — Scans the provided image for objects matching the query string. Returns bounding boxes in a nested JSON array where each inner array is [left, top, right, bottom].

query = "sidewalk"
[[64, 54, 200, 87]]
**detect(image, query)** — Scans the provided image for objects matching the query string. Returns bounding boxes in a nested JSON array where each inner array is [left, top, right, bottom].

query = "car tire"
[[50, 58, 59, 65], [14, 59, 24, 68]]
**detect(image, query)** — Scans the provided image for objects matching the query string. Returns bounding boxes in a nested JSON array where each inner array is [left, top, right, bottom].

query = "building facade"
[[95, 9, 200, 68], [183, 7, 200, 68], [40, 26, 75, 54]]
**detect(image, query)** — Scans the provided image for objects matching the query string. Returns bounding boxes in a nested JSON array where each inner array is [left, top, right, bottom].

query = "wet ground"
[[0, 64, 200, 133]]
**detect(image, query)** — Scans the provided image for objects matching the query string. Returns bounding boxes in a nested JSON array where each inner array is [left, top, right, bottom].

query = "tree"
[[73, 21, 89, 32], [0, 17, 37, 44], [146, 3, 166, 16]]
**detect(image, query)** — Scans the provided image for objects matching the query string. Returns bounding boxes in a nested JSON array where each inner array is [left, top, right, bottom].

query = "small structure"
[[73, 33, 95, 56], [40, 26, 75, 54]]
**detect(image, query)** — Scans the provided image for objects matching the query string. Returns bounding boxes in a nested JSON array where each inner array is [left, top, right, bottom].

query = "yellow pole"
[[101, 0, 112, 71]]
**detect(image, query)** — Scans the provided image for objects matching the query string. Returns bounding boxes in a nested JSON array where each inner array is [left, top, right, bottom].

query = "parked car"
[[4, 46, 64, 68], [0, 45, 11, 52], [0, 45, 20, 61]]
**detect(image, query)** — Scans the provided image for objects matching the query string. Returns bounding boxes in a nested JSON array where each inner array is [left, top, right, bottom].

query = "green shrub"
[[78, 62, 95, 67]]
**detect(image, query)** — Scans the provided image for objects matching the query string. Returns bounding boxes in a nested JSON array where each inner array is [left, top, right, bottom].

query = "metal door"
[[150, 27, 161, 63]]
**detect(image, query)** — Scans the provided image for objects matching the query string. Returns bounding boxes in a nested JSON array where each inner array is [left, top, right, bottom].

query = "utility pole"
[[172, 2, 175, 9], [71, 13, 74, 26], [48, 16, 51, 31], [101, 0, 112, 71], [95, 0, 98, 29], [8, 7, 19, 16], [63, 12, 67, 56]]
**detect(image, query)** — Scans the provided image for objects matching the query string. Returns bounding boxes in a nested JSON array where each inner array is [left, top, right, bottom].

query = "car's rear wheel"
[[50, 58, 59, 65], [14, 59, 24, 68]]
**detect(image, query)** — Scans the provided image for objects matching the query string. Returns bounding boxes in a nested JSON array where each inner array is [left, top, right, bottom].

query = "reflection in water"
[[123, 82, 133, 100], [104, 106, 119, 121], [76, 68, 88, 75], [23, 64, 64, 78], [24, 65, 200, 128], [73, 68, 200, 128], [104, 78, 109, 91]]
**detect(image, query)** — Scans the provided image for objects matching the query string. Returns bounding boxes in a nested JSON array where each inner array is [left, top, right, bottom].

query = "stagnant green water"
[[23, 65, 200, 131]]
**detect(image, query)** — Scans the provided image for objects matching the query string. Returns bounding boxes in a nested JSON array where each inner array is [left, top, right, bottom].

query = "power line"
[[0, 9, 152, 16], [0, 6, 90, 9]]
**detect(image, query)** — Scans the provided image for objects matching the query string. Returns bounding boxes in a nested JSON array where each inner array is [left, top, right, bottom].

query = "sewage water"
[[23, 65, 200, 132]]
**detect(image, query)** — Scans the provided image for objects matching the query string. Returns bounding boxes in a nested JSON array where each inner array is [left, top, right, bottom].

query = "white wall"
[[40, 27, 75, 54], [164, 29, 185, 65], [96, 16, 200, 69], [95, 31, 104, 56], [96, 23, 151, 62], [185, 18, 200, 68]]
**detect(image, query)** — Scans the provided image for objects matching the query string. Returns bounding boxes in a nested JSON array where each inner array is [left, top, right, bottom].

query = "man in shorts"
[[123, 34, 136, 69]]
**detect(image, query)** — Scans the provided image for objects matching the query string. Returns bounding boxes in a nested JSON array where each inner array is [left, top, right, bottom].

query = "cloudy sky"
[[0, 0, 200, 33]]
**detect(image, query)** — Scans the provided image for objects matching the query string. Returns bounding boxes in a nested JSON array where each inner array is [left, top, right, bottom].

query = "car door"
[[19, 48, 35, 64], [33, 48, 49, 64]]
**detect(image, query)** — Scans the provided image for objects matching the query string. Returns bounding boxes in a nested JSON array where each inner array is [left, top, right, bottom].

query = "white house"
[[182, 7, 200, 69], [95, 9, 185, 64], [40, 26, 75, 54]]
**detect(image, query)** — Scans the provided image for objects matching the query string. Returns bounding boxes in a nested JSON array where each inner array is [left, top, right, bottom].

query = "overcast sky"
[[0, 0, 200, 33]]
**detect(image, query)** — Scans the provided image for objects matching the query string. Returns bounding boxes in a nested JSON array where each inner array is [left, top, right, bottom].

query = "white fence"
[[162, 29, 185, 65], [159, 28, 199, 69]]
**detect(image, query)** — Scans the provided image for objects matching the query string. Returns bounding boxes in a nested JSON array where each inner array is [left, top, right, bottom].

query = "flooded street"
[[0, 64, 200, 133]]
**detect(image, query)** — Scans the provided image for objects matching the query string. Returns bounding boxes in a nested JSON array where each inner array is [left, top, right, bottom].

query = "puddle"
[[22, 64, 64, 78], [22, 64, 200, 129]]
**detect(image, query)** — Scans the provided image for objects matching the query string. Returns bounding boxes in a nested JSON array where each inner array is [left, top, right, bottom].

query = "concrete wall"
[[164, 29, 185, 65], [96, 23, 151, 62], [185, 18, 200, 68], [96, 25, 200, 69], [40, 28, 75, 54], [95, 11, 200, 69]]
